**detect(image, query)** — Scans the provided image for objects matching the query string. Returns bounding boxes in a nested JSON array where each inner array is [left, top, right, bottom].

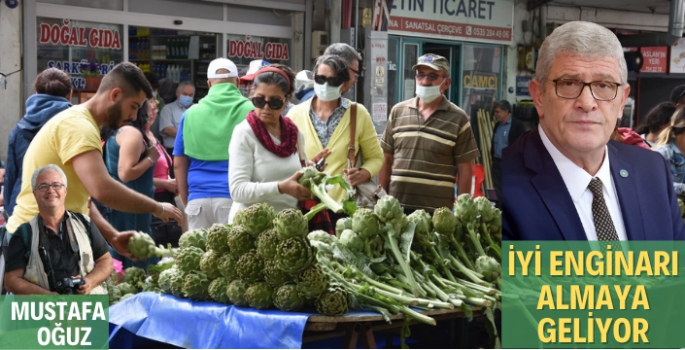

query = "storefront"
[[385, 0, 514, 117], [25, 0, 305, 103]]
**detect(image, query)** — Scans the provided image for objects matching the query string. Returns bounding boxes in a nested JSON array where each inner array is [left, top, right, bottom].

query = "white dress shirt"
[[538, 125, 628, 241]]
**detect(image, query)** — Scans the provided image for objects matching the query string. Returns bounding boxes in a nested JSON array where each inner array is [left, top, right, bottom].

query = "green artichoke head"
[[455, 193, 478, 223], [115, 282, 137, 296], [263, 259, 295, 288], [226, 280, 250, 307], [234, 203, 276, 237], [474, 196, 494, 222], [157, 267, 178, 293], [199, 250, 223, 279], [205, 224, 231, 254], [219, 254, 240, 281], [373, 196, 404, 224], [178, 229, 207, 251], [475, 255, 501, 282], [182, 271, 211, 300], [256, 229, 280, 258], [315, 284, 349, 316], [245, 282, 274, 310], [123, 266, 146, 291], [236, 250, 265, 283], [297, 265, 329, 299], [274, 284, 305, 312], [432, 207, 457, 235], [274, 208, 308, 240], [128, 232, 157, 260], [307, 230, 338, 245], [351, 208, 381, 239], [339, 229, 364, 252], [276, 237, 314, 275], [208, 277, 231, 304], [169, 271, 186, 297], [335, 217, 353, 237], [226, 225, 256, 256], [175, 246, 204, 273], [142, 275, 162, 293]]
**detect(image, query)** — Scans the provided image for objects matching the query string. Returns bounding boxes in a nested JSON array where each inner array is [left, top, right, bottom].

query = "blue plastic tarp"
[[109, 292, 312, 349]]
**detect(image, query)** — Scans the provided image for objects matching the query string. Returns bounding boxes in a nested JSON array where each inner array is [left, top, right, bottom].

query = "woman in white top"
[[228, 64, 328, 223]]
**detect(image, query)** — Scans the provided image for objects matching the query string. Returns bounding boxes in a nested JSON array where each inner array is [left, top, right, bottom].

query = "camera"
[[55, 277, 85, 294]]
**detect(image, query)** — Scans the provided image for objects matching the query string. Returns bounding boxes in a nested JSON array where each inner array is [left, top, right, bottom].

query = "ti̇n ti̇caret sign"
[[388, 0, 514, 45]]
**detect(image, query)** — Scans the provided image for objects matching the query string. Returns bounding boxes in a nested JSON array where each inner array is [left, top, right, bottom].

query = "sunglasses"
[[251, 96, 285, 110], [314, 74, 345, 87]]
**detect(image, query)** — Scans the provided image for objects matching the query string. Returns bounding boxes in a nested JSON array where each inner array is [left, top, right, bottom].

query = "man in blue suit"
[[502, 21, 685, 241]]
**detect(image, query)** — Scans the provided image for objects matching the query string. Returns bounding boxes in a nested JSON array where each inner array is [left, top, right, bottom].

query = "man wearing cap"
[[239, 60, 270, 97], [173, 58, 254, 229], [379, 54, 479, 214]]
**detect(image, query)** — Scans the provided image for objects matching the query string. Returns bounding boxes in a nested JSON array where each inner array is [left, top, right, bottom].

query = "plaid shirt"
[[309, 98, 350, 148]]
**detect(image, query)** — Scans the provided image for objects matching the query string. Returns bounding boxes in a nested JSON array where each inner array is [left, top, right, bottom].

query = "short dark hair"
[[313, 55, 350, 83], [493, 100, 511, 113], [144, 72, 159, 90], [99, 62, 153, 99], [671, 84, 685, 104], [34, 68, 72, 98], [636, 101, 677, 135], [323, 43, 362, 67], [252, 63, 296, 98]]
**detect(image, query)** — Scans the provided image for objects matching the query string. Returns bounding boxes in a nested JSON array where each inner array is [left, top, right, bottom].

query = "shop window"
[[128, 0, 223, 21], [128, 26, 220, 102], [38, 0, 123, 11], [37, 17, 123, 95], [461, 45, 502, 117], [402, 43, 418, 101], [387, 37, 399, 109]]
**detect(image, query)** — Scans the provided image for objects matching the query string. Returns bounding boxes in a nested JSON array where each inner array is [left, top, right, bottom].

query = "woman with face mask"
[[286, 55, 385, 224], [104, 100, 160, 269]]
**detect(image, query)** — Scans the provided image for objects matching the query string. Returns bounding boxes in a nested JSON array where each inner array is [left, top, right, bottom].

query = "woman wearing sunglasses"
[[228, 64, 329, 223], [287, 55, 384, 223]]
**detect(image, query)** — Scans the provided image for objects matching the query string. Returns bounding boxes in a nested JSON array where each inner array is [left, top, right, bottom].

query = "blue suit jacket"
[[502, 129, 685, 241]]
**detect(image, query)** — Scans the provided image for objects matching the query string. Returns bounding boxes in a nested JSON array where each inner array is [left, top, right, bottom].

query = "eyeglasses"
[[350, 67, 360, 80], [250, 96, 285, 110], [415, 73, 443, 82], [314, 74, 345, 87], [36, 182, 65, 192], [551, 79, 622, 101]]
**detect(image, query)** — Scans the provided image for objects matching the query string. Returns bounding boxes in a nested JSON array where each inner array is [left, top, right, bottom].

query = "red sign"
[[39, 19, 121, 49], [640, 47, 668, 73], [388, 16, 512, 42], [228, 36, 289, 61]]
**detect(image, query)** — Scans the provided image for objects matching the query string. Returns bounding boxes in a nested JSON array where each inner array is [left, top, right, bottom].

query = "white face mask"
[[415, 83, 444, 103], [314, 83, 342, 102]]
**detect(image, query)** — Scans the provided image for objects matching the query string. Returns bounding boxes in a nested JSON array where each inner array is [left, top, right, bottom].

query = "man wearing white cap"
[[239, 59, 270, 97], [173, 58, 254, 229]]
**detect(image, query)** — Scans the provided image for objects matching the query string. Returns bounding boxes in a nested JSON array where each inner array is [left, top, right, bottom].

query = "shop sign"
[[45, 60, 116, 89], [228, 35, 289, 61], [39, 19, 121, 49], [515, 76, 531, 96], [463, 73, 498, 89], [388, 0, 514, 44], [639, 47, 667, 73], [671, 38, 685, 74]]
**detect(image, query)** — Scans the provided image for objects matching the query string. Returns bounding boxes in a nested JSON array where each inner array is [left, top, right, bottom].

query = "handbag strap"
[[348, 103, 357, 169]]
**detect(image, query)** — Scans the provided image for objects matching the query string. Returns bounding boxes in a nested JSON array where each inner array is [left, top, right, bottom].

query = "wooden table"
[[302, 307, 484, 348]]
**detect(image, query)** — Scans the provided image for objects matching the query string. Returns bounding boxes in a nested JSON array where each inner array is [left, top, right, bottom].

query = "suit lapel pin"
[[619, 169, 628, 178]]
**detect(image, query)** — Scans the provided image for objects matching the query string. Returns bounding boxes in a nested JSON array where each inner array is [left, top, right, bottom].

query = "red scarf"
[[246, 110, 299, 157]]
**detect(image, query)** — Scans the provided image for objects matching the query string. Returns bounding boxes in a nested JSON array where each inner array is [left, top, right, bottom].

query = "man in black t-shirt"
[[4, 165, 112, 295]]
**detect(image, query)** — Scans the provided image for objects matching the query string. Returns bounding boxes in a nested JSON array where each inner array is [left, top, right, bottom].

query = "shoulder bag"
[[347, 103, 387, 209]]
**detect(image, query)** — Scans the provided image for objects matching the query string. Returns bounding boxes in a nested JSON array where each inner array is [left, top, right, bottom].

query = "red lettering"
[[39, 23, 50, 44], [111, 31, 121, 49], [103, 30, 112, 48], [282, 44, 289, 60], [89, 28, 98, 48], [245, 41, 252, 58], [50, 24, 60, 44], [68, 26, 79, 46], [265, 43, 272, 59], [237, 41, 245, 57], [79, 27, 87, 46], [229, 40, 237, 57], [60, 25, 69, 45], [273, 44, 283, 59], [257, 42, 263, 58]]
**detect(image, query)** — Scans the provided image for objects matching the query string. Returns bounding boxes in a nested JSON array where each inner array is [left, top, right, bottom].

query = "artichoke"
[[432, 207, 457, 235], [226, 280, 250, 307], [276, 237, 314, 275], [123, 266, 146, 291], [142, 275, 162, 293], [475, 255, 501, 283], [205, 224, 231, 254], [315, 285, 349, 316], [335, 218, 353, 237], [219, 254, 239, 281], [115, 282, 137, 296], [475, 196, 494, 223], [236, 250, 265, 283], [208, 277, 231, 304], [226, 225, 255, 256], [158, 267, 178, 293], [373, 195, 404, 224], [178, 229, 207, 251], [175, 246, 204, 273], [297, 266, 329, 299], [106, 279, 121, 303], [182, 271, 211, 300], [408, 209, 432, 237], [455, 193, 478, 223], [274, 284, 305, 312], [307, 230, 337, 245], [274, 209, 308, 240], [256, 229, 280, 258], [127, 231, 158, 260], [263, 259, 294, 288], [234, 203, 276, 237], [339, 229, 364, 252], [169, 271, 186, 297], [245, 282, 274, 310], [351, 208, 381, 239], [200, 250, 223, 279]]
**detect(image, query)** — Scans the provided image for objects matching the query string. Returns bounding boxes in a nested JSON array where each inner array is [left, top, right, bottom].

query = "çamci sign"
[[39, 19, 122, 49], [228, 36, 289, 61], [388, 0, 514, 45]]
